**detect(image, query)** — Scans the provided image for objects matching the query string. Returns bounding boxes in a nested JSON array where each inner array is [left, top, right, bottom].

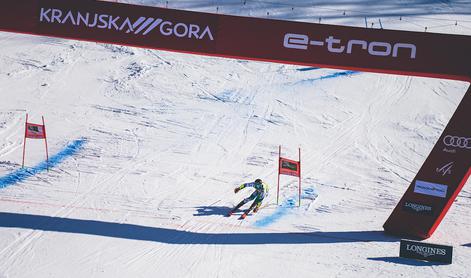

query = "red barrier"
[[384, 86, 471, 238], [1, 0, 470, 239]]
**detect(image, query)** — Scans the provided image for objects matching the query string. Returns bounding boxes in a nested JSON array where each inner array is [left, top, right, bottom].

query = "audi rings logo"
[[443, 135, 471, 149]]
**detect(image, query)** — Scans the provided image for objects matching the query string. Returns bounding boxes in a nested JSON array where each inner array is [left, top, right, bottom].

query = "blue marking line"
[[295, 70, 359, 85], [0, 138, 86, 189], [253, 198, 296, 228], [253, 187, 319, 228], [319, 70, 358, 80], [297, 67, 320, 72]]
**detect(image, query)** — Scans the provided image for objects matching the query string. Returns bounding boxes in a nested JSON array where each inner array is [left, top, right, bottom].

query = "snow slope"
[[1, 0, 471, 277]]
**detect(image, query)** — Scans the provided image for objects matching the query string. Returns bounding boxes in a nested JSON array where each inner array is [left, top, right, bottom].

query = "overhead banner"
[[1, 0, 470, 80], [1, 0, 470, 239]]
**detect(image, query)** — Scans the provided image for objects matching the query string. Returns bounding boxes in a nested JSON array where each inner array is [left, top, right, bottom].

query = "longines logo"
[[400, 240, 453, 264], [403, 201, 433, 215], [406, 244, 446, 257]]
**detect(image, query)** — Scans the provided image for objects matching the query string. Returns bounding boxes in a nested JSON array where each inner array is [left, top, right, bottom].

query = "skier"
[[228, 178, 269, 219]]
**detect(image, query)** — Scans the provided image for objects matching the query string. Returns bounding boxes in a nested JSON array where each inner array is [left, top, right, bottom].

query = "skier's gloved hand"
[[234, 187, 240, 193]]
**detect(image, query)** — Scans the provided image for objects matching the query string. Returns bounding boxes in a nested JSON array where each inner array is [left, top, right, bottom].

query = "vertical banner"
[[277, 146, 301, 206], [22, 114, 49, 169], [384, 86, 471, 238]]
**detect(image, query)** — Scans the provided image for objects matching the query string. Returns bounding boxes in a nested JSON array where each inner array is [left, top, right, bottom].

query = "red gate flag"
[[22, 114, 49, 168], [25, 123, 46, 139], [277, 146, 301, 206]]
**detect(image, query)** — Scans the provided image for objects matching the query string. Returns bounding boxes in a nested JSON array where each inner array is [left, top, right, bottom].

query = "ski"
[[226, 209, 250, 219]]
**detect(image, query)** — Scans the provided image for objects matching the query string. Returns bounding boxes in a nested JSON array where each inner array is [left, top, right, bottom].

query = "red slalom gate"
[[1, 0, 470, 239], [277, 146, 302, 207], [22, 114, 49, 169]]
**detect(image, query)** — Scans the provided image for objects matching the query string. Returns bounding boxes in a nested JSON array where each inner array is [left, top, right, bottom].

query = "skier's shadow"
[[193, 206, 232, 216]]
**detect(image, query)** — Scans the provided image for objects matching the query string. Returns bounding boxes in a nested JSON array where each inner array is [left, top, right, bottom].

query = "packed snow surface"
[[1, 0, 470, 277]]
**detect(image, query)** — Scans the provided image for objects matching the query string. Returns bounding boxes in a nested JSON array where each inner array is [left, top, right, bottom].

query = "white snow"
[[1, 0, 471, 277]]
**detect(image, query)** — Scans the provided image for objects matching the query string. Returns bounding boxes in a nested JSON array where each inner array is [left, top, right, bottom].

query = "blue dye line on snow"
[[253, 198, 296, 228], [0, 138, 86, 189], [253, 187, 319, 228], [311, 70, 359, 81], [296, 70, 360, 84], [296, 67, 320, 72], [318, 70, 360, 80]]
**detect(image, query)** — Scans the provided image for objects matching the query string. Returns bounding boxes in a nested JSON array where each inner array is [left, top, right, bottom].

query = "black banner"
[[400, 239, 453, 264]]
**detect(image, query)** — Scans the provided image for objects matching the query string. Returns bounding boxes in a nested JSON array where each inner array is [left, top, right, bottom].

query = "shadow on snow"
[[193, 206, 232, 217], [367, 257, 449, 266], [0, 212, 399, 245]]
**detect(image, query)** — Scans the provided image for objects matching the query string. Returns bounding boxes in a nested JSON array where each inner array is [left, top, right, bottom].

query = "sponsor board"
[[414, 180, 448, 198], [402, 201, 433, 215], [279, 156, 301, 177], [281, 160, 298, 171], [400, 239, 452, 264]]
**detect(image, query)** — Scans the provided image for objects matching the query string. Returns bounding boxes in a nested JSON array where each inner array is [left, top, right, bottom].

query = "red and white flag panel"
[[279, 157, 300, 177], [22, 115, 49, 168], [25, 123, 46, 139]]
